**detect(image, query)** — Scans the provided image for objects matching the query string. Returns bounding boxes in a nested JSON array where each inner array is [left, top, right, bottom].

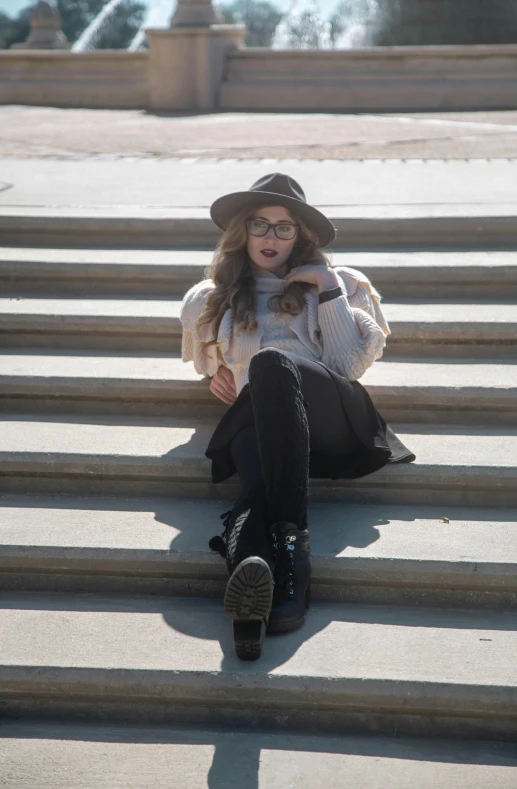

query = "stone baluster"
[[11, 0, 70, 50], [146, 0, 246, 111]]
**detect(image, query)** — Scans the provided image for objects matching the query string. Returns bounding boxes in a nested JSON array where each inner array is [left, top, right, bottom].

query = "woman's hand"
[[283, 264, 340, 294], [209, 365, 237, 406]]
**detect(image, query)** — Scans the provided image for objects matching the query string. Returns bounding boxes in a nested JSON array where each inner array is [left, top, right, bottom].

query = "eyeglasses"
[[246, 219, 299, 241]]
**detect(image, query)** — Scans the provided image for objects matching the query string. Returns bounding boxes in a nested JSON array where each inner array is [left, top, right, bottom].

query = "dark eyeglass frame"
[[246, 219, 300, 240]]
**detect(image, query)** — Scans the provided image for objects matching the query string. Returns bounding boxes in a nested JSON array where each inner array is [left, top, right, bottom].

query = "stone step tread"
[[0, 297, 515, 324], [0, 351, 201, 382], [2, 246, 516, 270], [2, 202, 517, 219], [0, 158, 515, 208], [0, 352, 515, 391], [1, 494, 516, 568], [1, 591, 516, 690], [0, 414, 515, 469], [0, 297, 180, 319], [2, 721, 516, 789]]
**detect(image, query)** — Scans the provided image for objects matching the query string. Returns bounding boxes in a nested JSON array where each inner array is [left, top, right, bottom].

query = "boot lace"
[[273, 532, 296, 596], [208, 509, 232, 558]]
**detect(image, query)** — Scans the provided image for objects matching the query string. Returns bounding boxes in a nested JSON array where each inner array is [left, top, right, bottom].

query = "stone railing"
[[219, 44, 517, 112], [0, 50, 148, 109], [1, 42, 517, 112]]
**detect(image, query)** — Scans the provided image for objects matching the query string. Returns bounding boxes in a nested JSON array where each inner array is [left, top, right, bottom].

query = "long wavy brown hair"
[[197, 202, 332, 351]]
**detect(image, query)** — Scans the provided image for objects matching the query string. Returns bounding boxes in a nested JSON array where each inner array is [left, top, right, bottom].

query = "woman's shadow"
[[153, 420, 391, 789]]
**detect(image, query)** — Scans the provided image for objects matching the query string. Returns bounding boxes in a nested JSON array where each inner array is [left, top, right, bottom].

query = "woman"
[[180, 173, 416, 661]]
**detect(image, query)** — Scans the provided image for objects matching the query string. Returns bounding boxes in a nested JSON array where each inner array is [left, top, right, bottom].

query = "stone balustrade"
[[0, 50, 148, 109], [1, 42, 517, 112], [220, 44, 517, 112]]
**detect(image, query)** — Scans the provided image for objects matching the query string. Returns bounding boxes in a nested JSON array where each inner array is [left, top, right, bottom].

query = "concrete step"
[[0, 413, 515, 506], [2, 247, 517, 299], [0, 297, 515, 356], [1, 493, 516, 609], [2, 206, 517, 249], [0, 297, 179, 352], [1, 352, 516, 425], [1, 590, 516, 739], [2, 722, 517, 789]]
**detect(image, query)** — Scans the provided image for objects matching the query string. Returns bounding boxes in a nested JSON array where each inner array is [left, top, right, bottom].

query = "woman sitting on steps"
[[179, 173, 416, 662]]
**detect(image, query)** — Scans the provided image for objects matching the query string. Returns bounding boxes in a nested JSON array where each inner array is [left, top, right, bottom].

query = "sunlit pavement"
[[0, 105, 516, 160]]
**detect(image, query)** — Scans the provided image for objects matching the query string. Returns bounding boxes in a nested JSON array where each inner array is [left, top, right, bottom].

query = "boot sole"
[[233, 620, 266, 661], [224, 556, 274, 661]]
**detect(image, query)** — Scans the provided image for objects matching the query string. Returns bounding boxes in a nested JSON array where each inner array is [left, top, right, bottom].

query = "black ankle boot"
[[224, 554, 274, 660], [267, 522, 311, 634], [209, 485, 274, 660]]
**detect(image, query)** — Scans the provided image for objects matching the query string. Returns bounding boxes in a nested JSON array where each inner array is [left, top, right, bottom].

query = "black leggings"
[[229, 348, 359, 529]]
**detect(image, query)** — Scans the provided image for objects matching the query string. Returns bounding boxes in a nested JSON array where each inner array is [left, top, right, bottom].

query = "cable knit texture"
[[248, 349, 310, 530], [180, 265, 389, 394]]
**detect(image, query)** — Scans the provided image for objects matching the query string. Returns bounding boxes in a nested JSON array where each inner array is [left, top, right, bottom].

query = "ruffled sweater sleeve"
[[179, 279, 222, 378], [316, 266, 390, 381]]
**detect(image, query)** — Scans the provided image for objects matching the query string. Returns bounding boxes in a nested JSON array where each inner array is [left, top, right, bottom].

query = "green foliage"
[[0, 0, 146, 49], [0, 5, 31, 49], [57, 0, 106, 43], [219, 0, 283, 46], [372, 0, 517, 45]]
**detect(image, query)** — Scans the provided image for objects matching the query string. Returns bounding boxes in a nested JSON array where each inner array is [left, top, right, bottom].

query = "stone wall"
[[219, 44, 517, 112], [1, 43, 517, 112], [0, 51, 148, 109]]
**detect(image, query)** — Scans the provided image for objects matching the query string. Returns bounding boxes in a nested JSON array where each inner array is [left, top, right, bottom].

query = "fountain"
[[332, 0, 377, 48], [127, 0, 172, 51], [70, 0, 377, 53], [272, 0, 332, 49], [272, 0, 377, 49], [72, 0, 129, 52]]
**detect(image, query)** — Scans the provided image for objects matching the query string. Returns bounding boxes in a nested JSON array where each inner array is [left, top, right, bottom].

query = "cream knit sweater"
[[180, 265, 390, 397]]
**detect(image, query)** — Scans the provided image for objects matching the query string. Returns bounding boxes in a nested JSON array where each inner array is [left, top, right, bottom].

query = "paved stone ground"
[[0, 105, 516, 160], [2, 158, 516, 214]]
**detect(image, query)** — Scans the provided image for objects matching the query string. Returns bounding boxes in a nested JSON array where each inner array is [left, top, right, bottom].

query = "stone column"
[[170, 0, 223, 27], [147, 25, 246, 111], [146, 0, 246, 112], [11, 0, 69, 49]]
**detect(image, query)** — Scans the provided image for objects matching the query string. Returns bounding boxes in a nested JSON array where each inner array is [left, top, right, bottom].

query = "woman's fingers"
[[210, 367, 236, 405], [210, 380, 229, 404], [218, 366, 237, 395], [214, 367, 236, 395], [216, 389, 235, 405]]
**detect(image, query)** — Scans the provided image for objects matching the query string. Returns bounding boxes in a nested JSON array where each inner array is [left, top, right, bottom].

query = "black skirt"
[[205, 360, 416, 485]]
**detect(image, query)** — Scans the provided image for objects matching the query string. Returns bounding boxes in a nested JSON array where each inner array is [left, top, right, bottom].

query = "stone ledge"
[[0, 417, 516, 505], [2, 721, 515, 789], [0, 592, 516, 738]]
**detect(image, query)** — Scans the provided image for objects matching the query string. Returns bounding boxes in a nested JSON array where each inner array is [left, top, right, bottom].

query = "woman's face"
[[246, 205, 298, 277]]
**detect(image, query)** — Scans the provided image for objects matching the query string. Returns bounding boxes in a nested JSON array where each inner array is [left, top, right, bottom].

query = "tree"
[[0, 6, 31, 49], [89, 0, 146, 49], [56, 0, 106, 44], [219, 0, 283, 47], [370, 0, 517, 45], [0, 0, 146, 49]]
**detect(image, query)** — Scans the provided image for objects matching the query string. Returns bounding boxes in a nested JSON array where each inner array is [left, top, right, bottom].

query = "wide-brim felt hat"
[[210, 172, 336, 248]]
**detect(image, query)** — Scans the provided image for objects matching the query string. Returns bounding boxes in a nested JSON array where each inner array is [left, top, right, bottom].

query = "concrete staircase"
[[1, 209, 516, 783]]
